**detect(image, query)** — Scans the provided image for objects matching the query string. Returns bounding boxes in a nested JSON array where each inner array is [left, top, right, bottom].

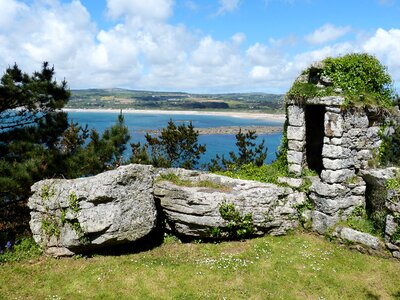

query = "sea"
[[68, 111, 284, 167]]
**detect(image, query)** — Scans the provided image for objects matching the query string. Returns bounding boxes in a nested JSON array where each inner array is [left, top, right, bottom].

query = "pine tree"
[[130, 119, 206, 169], [209, 129, 267, 171]]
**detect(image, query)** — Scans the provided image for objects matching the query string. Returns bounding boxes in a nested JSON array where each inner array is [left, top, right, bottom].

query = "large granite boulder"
[[28, 164, 157, 257], [154, 169, 306, 238]]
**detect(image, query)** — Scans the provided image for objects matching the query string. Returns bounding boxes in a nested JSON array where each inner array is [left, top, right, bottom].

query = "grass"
[[215, 161, 289, 185], [1, 233, 400, 299], [157, 172, 231, 191]]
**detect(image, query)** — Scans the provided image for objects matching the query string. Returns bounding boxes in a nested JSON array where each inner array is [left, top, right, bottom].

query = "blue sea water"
[[68, 111, 284, 166]]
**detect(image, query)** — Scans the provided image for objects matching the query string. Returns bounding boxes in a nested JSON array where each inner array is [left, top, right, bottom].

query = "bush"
[[212, 202, 255, 240], [287, 53, 395, 108]]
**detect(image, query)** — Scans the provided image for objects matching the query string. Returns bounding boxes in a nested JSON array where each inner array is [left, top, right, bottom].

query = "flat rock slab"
[[334, 226, 384, 251], [154, 169, 306, 238], [28, 164, 157, 257]]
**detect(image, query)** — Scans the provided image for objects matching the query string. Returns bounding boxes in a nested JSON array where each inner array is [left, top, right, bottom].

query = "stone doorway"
[[305, 105, 325, 175]]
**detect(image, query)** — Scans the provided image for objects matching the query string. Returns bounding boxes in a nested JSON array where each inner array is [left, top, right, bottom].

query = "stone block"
[[366, 126, 380, 141], [310, 195, 340, 215], [331, 138, 343, 145], [344, 112, 369, 129], [277, 177, 303, 189], [325, 112, 344, 137], [336, 227, 383, 250], [155, 169, 303, 238], [322, 158, 353, 170], [287, 105, 305, 126], [350, 185, 366, 196], [287, 150, 303, 165], [311, 211, 339, 234], [320, 169, 354, 183], [306, 96, 345, 106], [326, 107, 341, 113], [287, 126, 305, 141], [288, 163, 302, 175], [310, 179, 347, 197], [393, 251, 400, 259], [288, 140, 305, 152], [360, 167, 399, 187], [385, 215, 398, 237], [28, 164, 157, 257], [322, 144, 351, 159], [310, 194, 363, 215]]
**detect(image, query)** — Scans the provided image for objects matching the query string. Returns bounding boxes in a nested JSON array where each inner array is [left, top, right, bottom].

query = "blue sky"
[[1, 0, 399, 93]]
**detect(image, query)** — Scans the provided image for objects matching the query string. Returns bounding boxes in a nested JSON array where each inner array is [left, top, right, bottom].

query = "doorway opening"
[[305, 105, 325, 175]]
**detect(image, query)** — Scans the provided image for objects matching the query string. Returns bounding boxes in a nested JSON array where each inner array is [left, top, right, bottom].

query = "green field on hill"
[[67, 89, 284, 113]]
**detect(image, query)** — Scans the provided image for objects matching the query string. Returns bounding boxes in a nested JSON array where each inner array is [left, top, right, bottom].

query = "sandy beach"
[[63, 108, 285, 122]]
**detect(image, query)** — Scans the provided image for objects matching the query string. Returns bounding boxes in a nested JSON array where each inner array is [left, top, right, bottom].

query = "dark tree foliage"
[[0, 62, 69, 131], [130, 119, 206, 169], [57, 112, 130, 178], [0, 63, 70, 204], [0, 64, 130, 243], [209, 129, 267, 171]]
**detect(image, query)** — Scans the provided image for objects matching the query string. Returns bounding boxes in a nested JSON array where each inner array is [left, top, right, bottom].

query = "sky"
[[1, 0, 400, 93]]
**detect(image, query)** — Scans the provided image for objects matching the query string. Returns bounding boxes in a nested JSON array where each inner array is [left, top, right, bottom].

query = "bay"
[[68, 111, 284, 166]]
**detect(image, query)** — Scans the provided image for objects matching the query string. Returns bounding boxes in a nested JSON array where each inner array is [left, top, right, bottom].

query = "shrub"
[[286, 53, 395, 109], [212, 202, 255, 240]]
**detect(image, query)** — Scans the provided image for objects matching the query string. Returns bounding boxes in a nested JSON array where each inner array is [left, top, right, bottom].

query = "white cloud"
[[305, 23, 352, 45], [1, 1, 400, 93], [363, 28, 400, 81], [231, 32, 246, 44], [106, 0, 174, 21], [0, 0, 28, 27], [215, 0, 241, 16]]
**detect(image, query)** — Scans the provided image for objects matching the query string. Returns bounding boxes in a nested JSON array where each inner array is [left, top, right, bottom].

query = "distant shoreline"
[[63, 108, 285, 122], [143, 126, 283, 135]]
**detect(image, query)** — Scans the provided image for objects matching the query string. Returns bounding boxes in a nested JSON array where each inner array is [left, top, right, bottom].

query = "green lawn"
[[1, 233, 399, 300]]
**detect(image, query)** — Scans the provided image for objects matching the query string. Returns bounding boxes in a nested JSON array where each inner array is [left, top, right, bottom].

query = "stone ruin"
[[286, 63, 397, 236], [27, 61, 400, 258], [285, 62, 400, 258]]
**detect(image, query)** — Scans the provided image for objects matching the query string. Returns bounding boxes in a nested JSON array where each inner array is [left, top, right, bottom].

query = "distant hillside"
[[67, 88, 284, 113]]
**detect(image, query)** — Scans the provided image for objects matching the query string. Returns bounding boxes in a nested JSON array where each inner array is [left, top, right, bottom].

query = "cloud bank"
[[0, 0, 399, 93]]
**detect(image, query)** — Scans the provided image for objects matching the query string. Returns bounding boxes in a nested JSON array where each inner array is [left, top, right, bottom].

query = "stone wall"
[[286, 97, 385, 233], [27, 163, 400, 259], [286, 97, 382, 177], [28, 164, 307, 256]]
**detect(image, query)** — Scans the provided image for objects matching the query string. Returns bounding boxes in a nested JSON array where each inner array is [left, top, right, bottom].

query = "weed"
[[41, 184, 55, 202], [212, 202, 255, 240], [41, 215, 61, 238], [344, 206, 380, 236], [0, 237, 42, 263]]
